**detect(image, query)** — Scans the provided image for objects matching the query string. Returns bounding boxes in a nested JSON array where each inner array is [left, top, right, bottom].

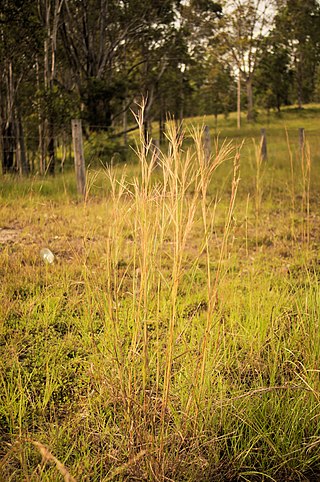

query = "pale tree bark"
[[221, 0, 276, 123]]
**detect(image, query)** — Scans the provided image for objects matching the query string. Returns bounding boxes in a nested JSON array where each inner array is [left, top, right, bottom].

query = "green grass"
[[1, 106, 320, 481]]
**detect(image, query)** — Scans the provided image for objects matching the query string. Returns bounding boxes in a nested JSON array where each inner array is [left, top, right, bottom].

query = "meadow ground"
[[1, 106, 320, 481]]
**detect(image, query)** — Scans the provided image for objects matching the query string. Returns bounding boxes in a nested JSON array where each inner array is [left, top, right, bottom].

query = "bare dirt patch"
[[0, 228, 20, 244]]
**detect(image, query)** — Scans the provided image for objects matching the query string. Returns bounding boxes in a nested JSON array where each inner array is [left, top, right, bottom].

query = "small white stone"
[[40, 248, 55, 264]]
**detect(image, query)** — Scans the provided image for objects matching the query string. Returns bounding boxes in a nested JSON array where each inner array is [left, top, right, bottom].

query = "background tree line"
[[1, 0, 320, 175]]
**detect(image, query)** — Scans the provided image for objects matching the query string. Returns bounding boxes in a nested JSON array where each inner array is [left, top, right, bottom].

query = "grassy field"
[[1, 106, 320, 481]]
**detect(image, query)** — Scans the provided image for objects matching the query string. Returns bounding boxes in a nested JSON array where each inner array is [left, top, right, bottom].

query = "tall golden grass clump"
[[93, 104, 239, 479]]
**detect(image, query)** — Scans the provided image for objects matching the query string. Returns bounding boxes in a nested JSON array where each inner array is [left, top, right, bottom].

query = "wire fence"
[[1, 119, 320, 175]]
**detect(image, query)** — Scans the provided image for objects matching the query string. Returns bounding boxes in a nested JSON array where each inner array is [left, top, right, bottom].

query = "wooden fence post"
[[260, 128, 267, 161], [71, 119, 86, 198], [203, 125, 211, 163]]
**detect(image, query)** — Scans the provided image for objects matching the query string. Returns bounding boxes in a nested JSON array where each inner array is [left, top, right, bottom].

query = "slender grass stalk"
[[245, 193, 250, 257], [159, 122, 200, 469], [285, 128, 296, 245], [198, 152, 240, 395], [253, 138, 264, 246], [182, 129, 239, 429], [301, 140, 311, 249]]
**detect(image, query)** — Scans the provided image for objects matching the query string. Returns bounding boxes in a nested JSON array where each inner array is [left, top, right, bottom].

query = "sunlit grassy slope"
[[1, 105, 320, 481]]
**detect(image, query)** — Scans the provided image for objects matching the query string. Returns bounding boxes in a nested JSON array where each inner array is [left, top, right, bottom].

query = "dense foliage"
[[0, 0, 320, 173]]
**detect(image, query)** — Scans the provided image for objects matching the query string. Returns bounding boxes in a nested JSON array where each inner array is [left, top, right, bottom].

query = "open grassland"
[[1, 107, 320, 481]]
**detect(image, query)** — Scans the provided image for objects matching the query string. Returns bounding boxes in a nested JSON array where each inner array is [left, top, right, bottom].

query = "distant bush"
[[83, 131, 128, 166]]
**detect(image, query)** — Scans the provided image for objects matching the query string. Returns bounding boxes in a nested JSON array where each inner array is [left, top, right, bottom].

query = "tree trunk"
[[143, 86, 155, 147], [246, 77, 255, 122], [2, 122, 15, 174], [179, 102, 184, 128], [48, 122, 55, 175], [43, 2, 52, 174], [159, 109, 166, 146], [237, 74, 241, 129], [276, 93, 281, 113], [296, 48, 304, 109], [2, 62, 16, 174], [42, 0, 64, 175], [297, 65, 303, 109], [143, 119, 150, 146], [16, 113, 28, 175], [36, 55, 46, 174], [123, 100, 128, 146]]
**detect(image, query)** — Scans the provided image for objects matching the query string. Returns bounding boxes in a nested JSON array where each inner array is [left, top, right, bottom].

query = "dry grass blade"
[[104, 450, 147, 481], [222, 384, 308, 407], [28, 440, 77, 482], [0, 442, 19, 471]]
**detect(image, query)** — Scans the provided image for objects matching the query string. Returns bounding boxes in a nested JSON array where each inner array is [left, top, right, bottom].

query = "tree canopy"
[[1, 0, 320, 174]]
